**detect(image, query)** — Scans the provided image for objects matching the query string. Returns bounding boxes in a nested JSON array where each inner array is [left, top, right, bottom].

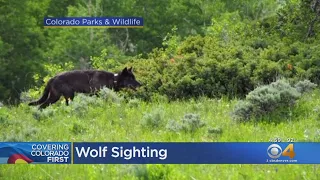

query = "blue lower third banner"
[[44, 17, 143, 28], [73, 142, 320, 164], [1, 142, 320, 164], [0, 142, 71, 164]]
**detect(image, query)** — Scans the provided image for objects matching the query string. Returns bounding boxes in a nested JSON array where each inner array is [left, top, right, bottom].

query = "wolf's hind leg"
[[64, 91, 75, 106]]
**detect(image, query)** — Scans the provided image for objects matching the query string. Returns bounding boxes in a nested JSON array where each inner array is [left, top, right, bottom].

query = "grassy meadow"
[[0, 88, 320, 179]]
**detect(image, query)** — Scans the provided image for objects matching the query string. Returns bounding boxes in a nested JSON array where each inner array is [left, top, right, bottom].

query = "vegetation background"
[[1, 0, 320, 179]]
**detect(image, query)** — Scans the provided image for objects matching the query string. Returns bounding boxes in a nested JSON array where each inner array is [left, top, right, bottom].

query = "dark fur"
[[28, 67, 141, 109]]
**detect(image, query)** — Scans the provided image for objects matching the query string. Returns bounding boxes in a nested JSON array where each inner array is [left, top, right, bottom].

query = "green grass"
[[1, 90, 320, 180]]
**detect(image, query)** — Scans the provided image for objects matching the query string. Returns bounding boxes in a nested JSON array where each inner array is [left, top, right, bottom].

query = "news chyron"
[[0, 141, 319, 164]]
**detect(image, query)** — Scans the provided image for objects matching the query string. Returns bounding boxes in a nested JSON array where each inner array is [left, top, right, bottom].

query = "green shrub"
[[247, 79, 300, 112], [32, 108, 56, 121], [232, 100, 254, 121], [166, 113, 205, 133], [181, 113, 206, 133], [84, 26, 320, 102], [24, 127, 39, 138], [71, 122, 87, 135], [251, 38, 268, 49], [166, 119, 183, 132], [146, 164, 172, 180], [99, 87, 123, 104], [19, 91, 33, 103], [251, 60, 281, 85], [127, 98, 140, 108], [294, 80, 317, 93], [0, 115, 10, 127], [232, 79, 313, 122], [177, 35, 205, 57], [123, 164, 172, 180], [207, 127, 223, 135], [141, 108, 165, 129], [71, 94, 100, 117], [130, 165, 148, 180], [4, 134, 25, 142]]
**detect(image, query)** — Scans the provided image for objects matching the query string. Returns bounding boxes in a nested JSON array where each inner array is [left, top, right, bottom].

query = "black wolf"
[[28, 67, 141, 109]]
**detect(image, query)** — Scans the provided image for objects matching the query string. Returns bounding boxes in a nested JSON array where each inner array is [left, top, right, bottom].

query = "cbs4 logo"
[[267, 144, 296, 159]]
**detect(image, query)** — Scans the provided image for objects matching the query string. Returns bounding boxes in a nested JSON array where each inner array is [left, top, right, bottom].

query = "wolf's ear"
[[128, 67, 133, 72], [122, 67, 128, 74]]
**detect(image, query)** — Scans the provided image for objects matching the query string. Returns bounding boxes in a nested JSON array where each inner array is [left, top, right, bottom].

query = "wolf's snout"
[[129, 81, 141, 91]]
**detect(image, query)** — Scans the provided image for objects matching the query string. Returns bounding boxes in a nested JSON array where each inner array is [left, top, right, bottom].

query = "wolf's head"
[[115, 67, 141, 91]]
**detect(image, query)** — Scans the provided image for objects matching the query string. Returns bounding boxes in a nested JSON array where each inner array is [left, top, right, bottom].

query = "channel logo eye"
[[267, 144, 282, 159]]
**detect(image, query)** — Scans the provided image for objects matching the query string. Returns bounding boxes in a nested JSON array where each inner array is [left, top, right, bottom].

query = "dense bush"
[[25, 29, 319, 103], [91, 27, 320, 102]]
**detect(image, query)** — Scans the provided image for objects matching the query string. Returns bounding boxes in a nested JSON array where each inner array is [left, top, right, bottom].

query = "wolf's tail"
[[28, 78, 54, 106]]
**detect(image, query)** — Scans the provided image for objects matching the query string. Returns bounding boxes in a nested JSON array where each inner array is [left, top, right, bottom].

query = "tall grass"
[[1, 90, 320, 179]]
